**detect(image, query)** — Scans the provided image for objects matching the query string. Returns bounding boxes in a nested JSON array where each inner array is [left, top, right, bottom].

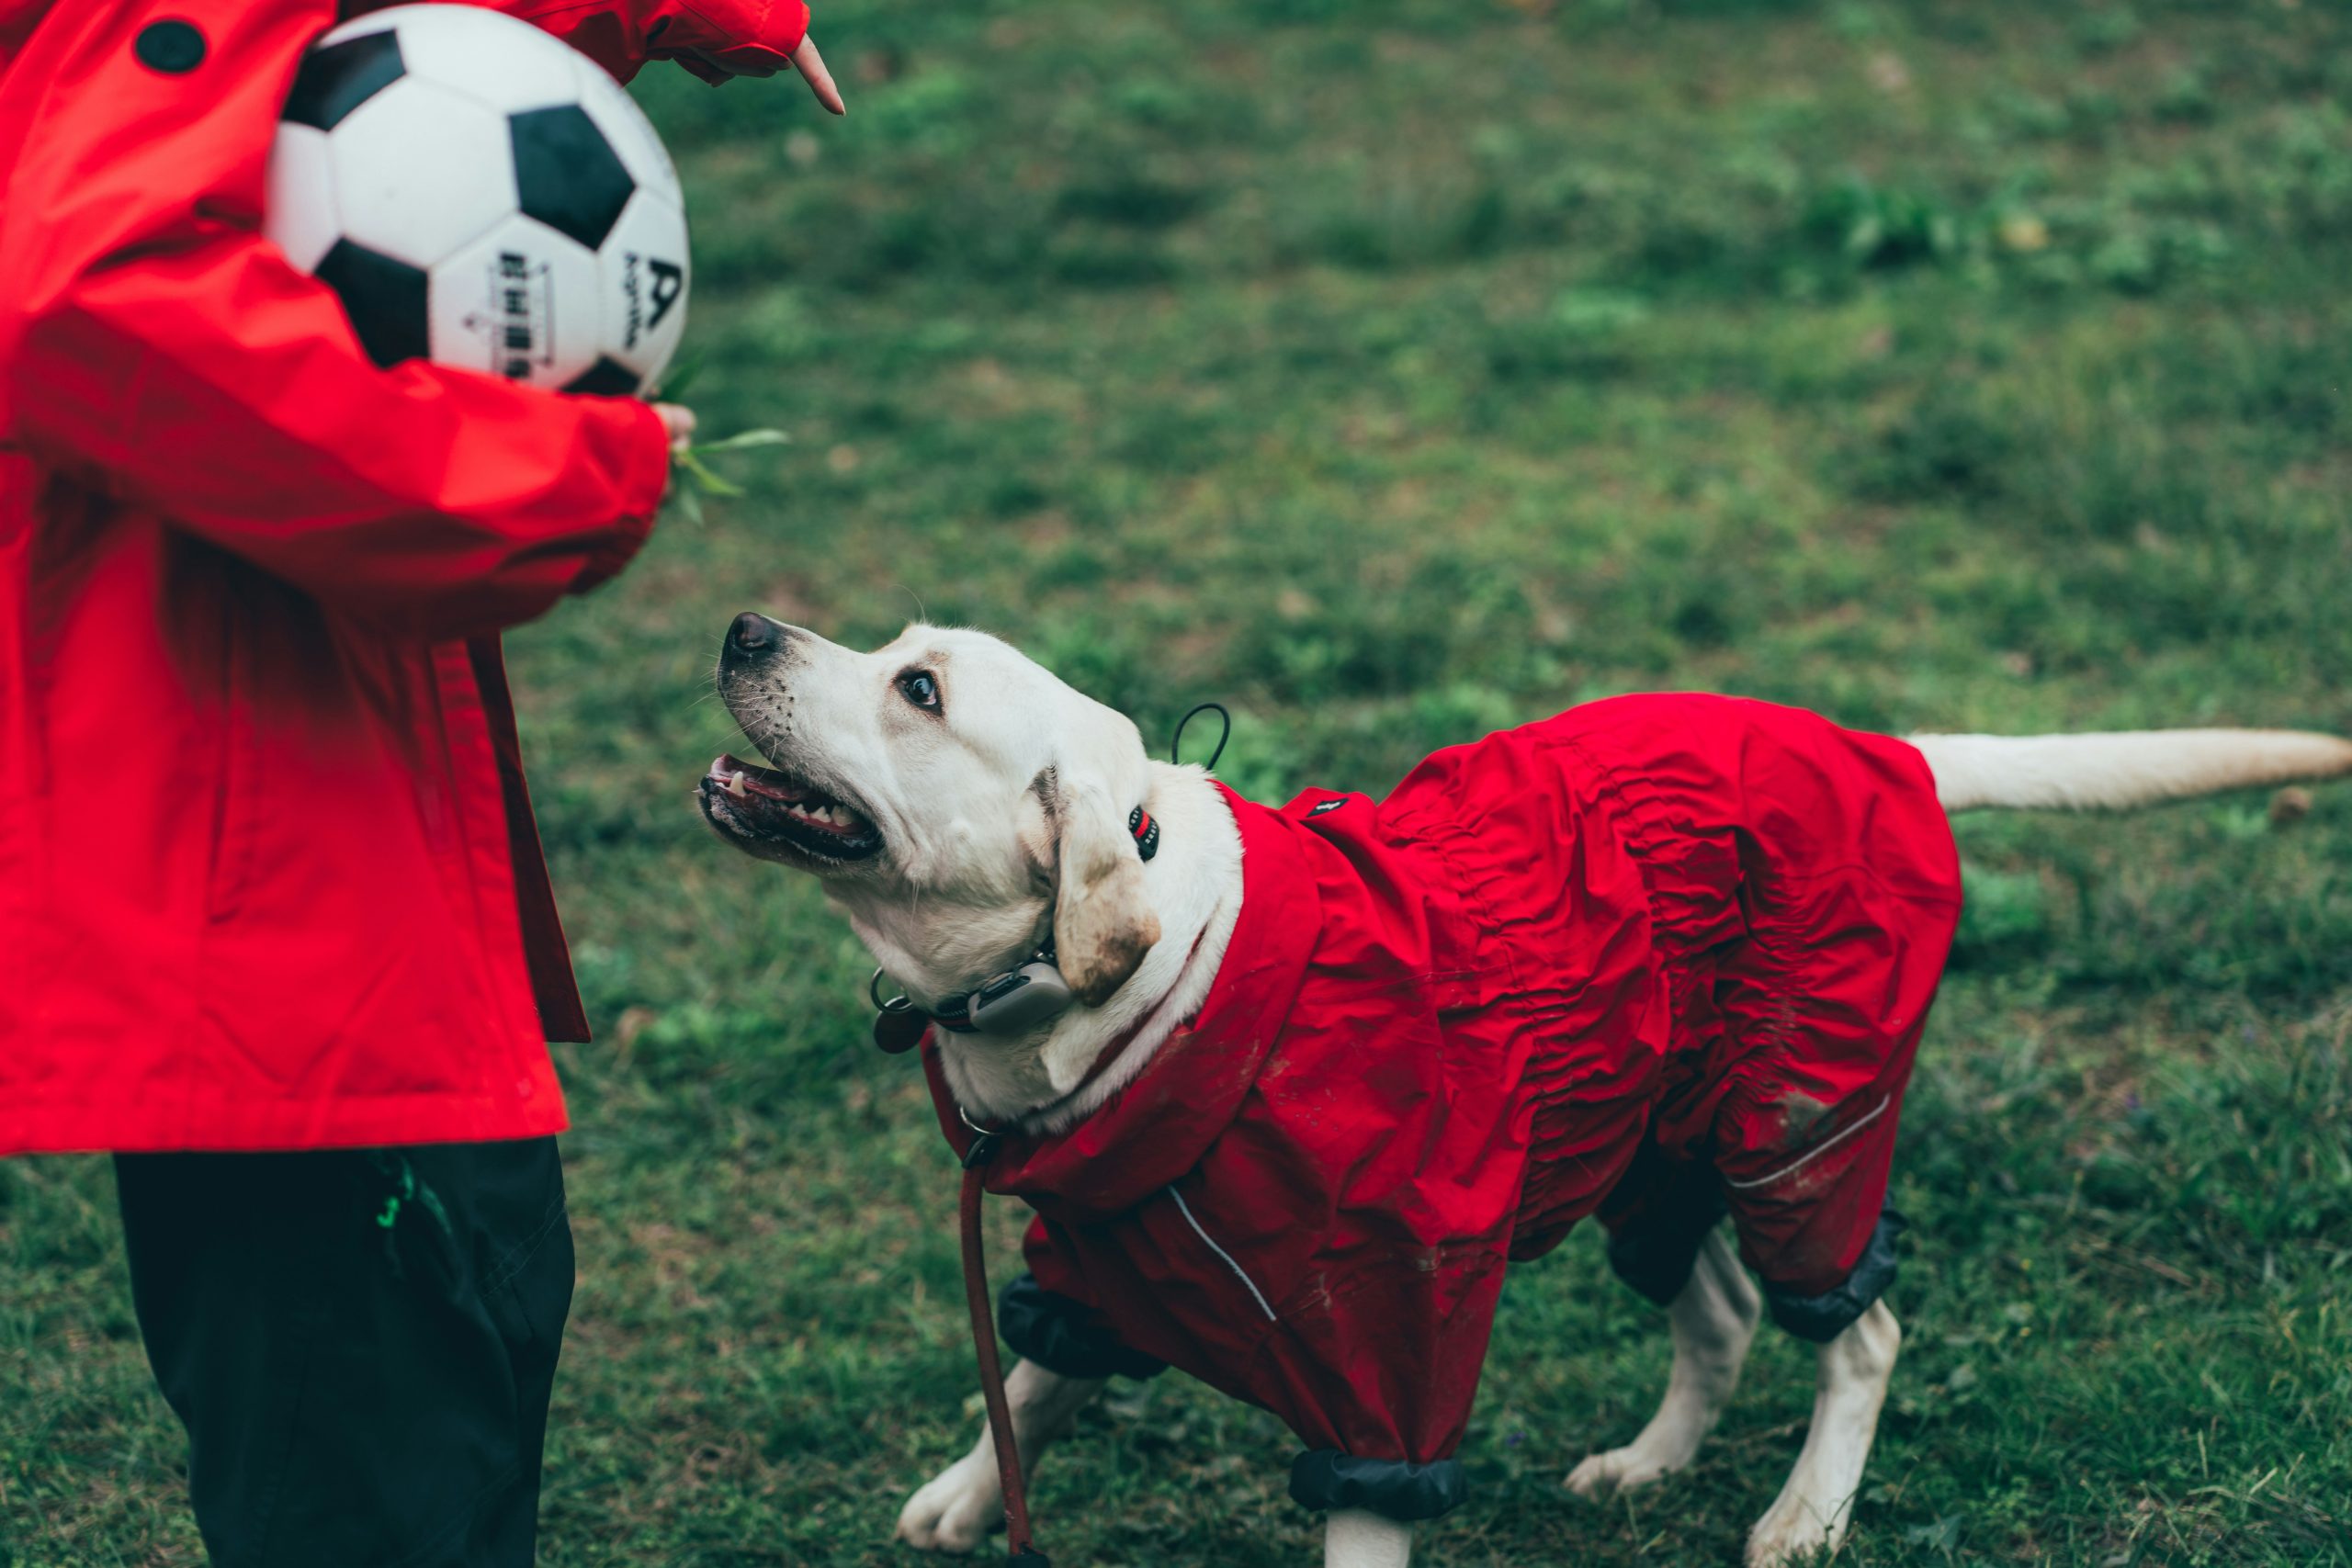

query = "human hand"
[[656, 409, 786, 521], [790, 35, 845, 115], [668, 26, 845, 114], [654, 403, 698, 453]]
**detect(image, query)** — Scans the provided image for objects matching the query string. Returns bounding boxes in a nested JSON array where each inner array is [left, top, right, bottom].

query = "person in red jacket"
[[0, 3, 839, 1561]]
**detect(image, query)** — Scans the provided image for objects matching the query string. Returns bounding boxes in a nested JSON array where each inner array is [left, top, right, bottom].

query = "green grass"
[[9, 0, 2352, 1562]]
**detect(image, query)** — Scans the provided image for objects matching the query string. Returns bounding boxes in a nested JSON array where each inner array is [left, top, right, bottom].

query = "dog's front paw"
[[895, 1450, 1002, 1554], [1564, 1443, 1680, 1500], [1744, 1498, 1841, 1567]]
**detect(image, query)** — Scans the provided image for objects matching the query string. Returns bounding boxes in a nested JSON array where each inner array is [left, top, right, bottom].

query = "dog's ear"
[[1042, 758, 1160, 1011]]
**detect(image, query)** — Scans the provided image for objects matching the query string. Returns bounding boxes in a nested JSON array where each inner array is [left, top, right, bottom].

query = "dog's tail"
[[1908, 728, 2352, 813]]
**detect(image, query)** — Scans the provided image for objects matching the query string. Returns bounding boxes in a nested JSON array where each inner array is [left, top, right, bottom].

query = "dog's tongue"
[[709, 753, 811, 803]]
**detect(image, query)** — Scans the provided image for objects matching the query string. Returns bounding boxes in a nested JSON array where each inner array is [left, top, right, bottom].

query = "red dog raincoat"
[[929, 694, 1962, 1519], [0, 0, 808, 1154]]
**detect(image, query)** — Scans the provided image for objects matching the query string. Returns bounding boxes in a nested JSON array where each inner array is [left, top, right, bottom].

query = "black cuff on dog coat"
[[1288, 1450, 1468, 1521], [1603, 1169, 1730, 1306], [1762, 1208, 1908, 1343], [998, 1273, 1169, 1382]]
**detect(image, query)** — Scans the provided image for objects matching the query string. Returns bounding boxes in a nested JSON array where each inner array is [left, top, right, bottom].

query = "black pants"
[[114, 1138, 573, 1568]]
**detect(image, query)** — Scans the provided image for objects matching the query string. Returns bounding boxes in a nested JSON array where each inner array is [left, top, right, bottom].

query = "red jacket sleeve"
[[353, 0, 813, 85], [0, 0, 670, 641]]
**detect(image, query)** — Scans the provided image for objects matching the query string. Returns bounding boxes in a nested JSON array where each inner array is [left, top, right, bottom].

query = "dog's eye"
[[897, 670, 941, 711]]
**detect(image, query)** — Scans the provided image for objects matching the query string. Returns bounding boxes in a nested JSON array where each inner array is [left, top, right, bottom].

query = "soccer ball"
[[263, 3, 690, 398]]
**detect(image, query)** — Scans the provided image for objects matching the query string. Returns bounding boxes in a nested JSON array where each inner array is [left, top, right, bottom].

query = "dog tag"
[[872, 1009, 927, 1055]]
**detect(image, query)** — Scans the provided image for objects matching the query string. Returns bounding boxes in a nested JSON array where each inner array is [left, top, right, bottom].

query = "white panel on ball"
[[330, 80, 516, 267], [311, 13, 395, 46], [383, 3, 578, 115], [566, 48, 682, 203], [594, 190, 691, 389], [427, 215, 603, 388], [266, 3, 694, 389], [262, 122, 340, 273]]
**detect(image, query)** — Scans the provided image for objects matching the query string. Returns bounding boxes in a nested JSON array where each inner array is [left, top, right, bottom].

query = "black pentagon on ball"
[[510, 106, 635, 251], [563, 356, 642, 397], [313, 240, 429, 368], [281, 28, 404, 131]]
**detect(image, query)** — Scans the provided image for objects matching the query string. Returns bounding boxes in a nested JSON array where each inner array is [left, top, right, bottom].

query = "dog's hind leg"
[[1325, 1508, 1413, 1567], [1744, 1299, 1900, 1567], [895, 1359, 1105, 1553], [1566, 1229, 1760, 1499]]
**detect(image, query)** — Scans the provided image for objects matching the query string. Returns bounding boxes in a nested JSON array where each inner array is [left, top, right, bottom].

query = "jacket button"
[[134, 19, 206, 73]]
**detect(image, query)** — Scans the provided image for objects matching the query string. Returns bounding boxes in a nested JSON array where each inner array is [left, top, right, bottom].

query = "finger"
[[792, 36, 846, 115]]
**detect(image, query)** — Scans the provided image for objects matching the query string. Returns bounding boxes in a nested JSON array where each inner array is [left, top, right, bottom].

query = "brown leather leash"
[[885, 717, 1227, 1566], [958, 1123, 1049, 1565]]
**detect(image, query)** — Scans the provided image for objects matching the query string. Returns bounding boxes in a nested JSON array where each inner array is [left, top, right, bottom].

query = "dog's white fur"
[[1908, 728, 2352, 811], [706, 620, 2352, 1567], [1565, 1231, 1759, 1502]]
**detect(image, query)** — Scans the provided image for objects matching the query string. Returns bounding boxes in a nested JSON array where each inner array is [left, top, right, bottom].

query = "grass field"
[[8, 0, 2352, 1562]]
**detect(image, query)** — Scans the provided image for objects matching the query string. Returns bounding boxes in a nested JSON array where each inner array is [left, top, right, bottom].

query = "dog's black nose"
[[728, 612, 785, 655]]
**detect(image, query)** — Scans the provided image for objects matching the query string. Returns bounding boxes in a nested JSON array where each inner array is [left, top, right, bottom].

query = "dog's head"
[[699, 614, 1161, 1011]]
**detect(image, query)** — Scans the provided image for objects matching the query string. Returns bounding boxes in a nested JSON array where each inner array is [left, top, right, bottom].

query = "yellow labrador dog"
[[697, 612, 2349, 1568]]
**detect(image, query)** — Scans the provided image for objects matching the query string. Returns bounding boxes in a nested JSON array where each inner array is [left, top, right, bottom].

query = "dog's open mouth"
[[698, 753, 884, 863]]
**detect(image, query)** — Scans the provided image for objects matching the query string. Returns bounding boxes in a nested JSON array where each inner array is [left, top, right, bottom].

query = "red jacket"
[[931, 695, 1962, 1486], [0, 0, 806, 1154]]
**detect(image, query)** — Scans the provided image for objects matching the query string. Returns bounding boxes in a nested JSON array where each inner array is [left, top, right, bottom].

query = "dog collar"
[[1127, 803, 1161, 862], [920, 947, 1060, 1035], [870, 805, 1160, 1052]]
